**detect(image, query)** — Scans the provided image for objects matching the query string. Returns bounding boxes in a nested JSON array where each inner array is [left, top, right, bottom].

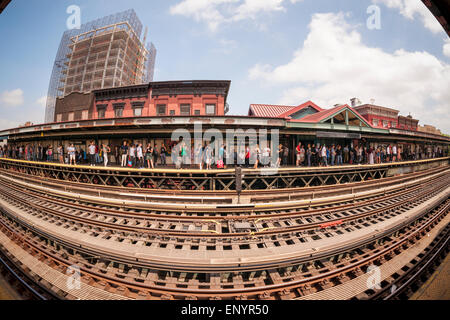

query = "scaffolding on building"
[[45, 9, 155, 123]]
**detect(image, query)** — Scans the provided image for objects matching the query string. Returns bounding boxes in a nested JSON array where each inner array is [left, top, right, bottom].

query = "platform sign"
[[317, 132, 361, 139]]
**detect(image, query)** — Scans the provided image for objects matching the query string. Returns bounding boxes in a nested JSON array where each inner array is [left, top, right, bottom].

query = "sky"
[[0, 0, 449, 133]]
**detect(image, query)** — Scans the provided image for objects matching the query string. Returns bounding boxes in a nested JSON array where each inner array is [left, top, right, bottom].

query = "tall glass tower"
[[44, 9, 157, 123]]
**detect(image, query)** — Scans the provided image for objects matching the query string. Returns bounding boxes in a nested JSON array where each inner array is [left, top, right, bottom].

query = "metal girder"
[[0, 158, 447, 191]]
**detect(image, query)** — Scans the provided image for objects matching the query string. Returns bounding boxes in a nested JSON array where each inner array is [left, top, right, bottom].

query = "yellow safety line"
[[0, 157, 448, 174]]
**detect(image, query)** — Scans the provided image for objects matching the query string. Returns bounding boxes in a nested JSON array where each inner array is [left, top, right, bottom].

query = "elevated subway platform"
[[0, 157, 448, 192]]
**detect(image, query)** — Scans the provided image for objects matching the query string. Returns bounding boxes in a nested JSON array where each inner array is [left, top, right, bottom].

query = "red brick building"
[[352, 104, 399, 129], [54, 80, 231, 122], [353, 104, 418, 131]]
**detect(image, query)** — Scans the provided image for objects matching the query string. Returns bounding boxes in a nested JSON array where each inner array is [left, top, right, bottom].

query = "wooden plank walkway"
[[0, 231, 130, 300], [296, 212, 450, 300]]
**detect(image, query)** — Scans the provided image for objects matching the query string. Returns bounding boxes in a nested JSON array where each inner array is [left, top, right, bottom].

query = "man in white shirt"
[[88, 141, 96, 166], [392, 145, 397, 162], [68, 144, 76, 165], [321, 145, 327, 167], [386, 145, 391, 162], [136, 144, 143, 169]]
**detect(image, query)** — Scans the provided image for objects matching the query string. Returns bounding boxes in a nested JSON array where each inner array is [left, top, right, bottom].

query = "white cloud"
[[36, 96, 47, 108], [232, 0, 285, 21], [249, 12, 450, 133], [444, 39, 450, 58], [170, 0, 300, 31], [0, 89, 24, 107], [373, 0, 443, 34]]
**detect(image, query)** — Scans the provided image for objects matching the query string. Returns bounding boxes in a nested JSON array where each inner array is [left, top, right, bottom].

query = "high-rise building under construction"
[[44, 9, 156, 123]]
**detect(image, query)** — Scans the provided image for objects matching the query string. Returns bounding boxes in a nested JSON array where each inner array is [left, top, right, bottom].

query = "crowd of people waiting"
[[290, 143, 447, 167], [0, 141, 447, 170]]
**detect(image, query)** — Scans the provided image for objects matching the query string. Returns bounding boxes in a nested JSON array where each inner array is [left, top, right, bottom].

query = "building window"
[[180, 104, 191, 116], [157, 104, 167, 116], [134, 108, 143, 117], [391, 121, 396, 128], [82, 110, 89, 120], [170, 110, 175, 116], [383, 120, 388, 128], [131, 101, 145, 117], [113, 103, 125, 118], [206, 104, 216, 115], [194, 110, 200, 115], [56, 114, 62, 122], [115, 108, 123, 117], [98, 108, 106, 119], [68, 112, 74, 122], [372, 119, 378, 126]]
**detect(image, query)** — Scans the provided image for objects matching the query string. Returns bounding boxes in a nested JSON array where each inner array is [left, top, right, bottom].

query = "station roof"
[[292, 104, 372, 128], [248, 101, 323, 118]]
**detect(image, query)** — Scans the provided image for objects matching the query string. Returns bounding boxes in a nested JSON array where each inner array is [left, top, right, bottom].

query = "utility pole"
[[236, 166, 242, 204]]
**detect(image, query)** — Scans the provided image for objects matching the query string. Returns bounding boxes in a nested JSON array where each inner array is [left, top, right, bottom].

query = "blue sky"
[[0, 0, 449, 132]]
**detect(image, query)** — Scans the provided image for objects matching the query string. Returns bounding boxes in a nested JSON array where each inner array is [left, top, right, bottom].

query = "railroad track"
[[0, 171, 448, 242], [0, 161, 448, 300], [0, 195, 447, 300], [368, 223, 450, 300]]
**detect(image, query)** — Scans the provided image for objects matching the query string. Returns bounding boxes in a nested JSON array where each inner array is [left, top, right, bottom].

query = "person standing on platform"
[[88, 141, 96, 166], [145, 144, 154, 169], [276, 144, 282, 167], [37, 144, 43, 161], [349, 146, 354, 164], [67, 144, 76, 165], [306, 144, 312, 167], [160, 144, 167, 166], [47, 146, 53, 162], [114, 146, 119, 166], [261, 145, 269, 167], [129, 144, 136, 167], [369, 146, 374, 164], [120, 141, 129, 167], [357, 146, 363, 164], [313, 145, 319, 166], [299, 144, 305, 166], [205, 143, 213, 170], [386, 144, 391, 162], [103, 144, 111, 167], [392, 144, 397, 162], [195, 143, 203, 170], [32, 145, 37, 161], [336, 145, 343, 166], [253, 144, 261, 169], [295, 143, 302, 166], [94, 143, 100, 164], [326, 146, 330, 165], [321, 145, 328, 167], [282, 144, 289, 166], [57, 145, 64, 164], [330, 145, 336, 166], [343, 145, 349, 164], [152, 144, 159, 168], [245, 146, 250, 167], [136, 143, 144, 169]]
